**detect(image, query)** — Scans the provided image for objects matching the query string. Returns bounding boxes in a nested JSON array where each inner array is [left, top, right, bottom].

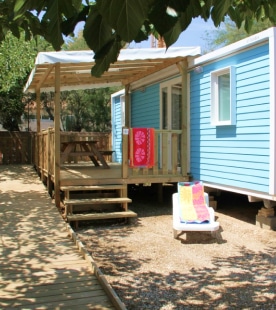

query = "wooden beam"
[[177, 60, 188, 176], [122, 57, 183, 85], [35, 64, 55, 91], [54, 63, 61, 208]]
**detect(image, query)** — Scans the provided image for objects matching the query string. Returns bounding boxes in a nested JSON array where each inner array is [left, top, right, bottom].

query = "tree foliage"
[[0, 32, 36, 130], [63, 30, 90, 51], [0, 86, 24, 131], [204, 17, 274, 51], [0, 30, 53, 131], [7, 0, 276, 77], [0, 32, 35, 92], [2, 0, 276, 131], [61, 87, 120, 132]]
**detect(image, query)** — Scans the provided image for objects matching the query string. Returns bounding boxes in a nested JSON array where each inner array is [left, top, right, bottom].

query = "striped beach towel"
[[178, 181, 210, 223]]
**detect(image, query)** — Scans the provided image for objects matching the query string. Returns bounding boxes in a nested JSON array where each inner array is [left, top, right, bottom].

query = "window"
[[211, 66, 236, 126]]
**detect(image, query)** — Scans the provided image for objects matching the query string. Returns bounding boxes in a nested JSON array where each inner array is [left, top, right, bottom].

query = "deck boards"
[[0, 165, 123, 310], [59, 162, 186, 186]]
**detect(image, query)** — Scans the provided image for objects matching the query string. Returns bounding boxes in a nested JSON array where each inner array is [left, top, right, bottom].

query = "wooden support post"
[[34, 90, 41, 172], [121, 84, 131, 180], [124, 84, 130, 127], [36, 89, 41, 133], [47, 128, 52, 196], [122, 127, 129, 179], [54, 63, 61, 208], [177, 60, 188, 176], [157, 183, 163, 203]]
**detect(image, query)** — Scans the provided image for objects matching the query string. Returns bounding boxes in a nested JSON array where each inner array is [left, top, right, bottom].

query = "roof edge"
[[188, 27, 275, 68]]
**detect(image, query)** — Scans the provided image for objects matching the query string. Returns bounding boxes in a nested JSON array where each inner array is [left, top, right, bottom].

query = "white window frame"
[[211, 66, 236, 126], [120, 94, 125, 127]]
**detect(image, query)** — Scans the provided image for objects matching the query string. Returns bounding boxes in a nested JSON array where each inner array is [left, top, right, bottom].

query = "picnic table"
[[61, 140, 110, 169]]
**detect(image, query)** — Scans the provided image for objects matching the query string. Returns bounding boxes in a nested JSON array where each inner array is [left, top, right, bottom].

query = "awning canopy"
[[24, 47, 201, 93]]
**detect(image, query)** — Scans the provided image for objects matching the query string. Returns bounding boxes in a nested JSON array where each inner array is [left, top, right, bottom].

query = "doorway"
[[160, 77, 182, 170]]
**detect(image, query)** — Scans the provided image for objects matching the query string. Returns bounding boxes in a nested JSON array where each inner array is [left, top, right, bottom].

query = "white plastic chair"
[[172, 192, 220, 239]]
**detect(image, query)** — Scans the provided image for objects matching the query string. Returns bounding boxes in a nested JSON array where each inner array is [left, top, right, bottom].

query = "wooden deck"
[[0, 165, 125, 310], [59, 162, 185, 187]]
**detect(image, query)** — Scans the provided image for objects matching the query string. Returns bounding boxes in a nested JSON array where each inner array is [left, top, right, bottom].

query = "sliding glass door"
[[160, 77, 182, 170]]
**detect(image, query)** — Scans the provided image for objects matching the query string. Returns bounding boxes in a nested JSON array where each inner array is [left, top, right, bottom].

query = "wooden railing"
[[0, 131, 33, 164], [34, 129, 111, 174], [34, 128, 184, 182], [122, 128, 183, 178]]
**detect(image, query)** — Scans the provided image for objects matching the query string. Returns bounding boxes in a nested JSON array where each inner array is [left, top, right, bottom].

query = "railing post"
[[122, 127, 129, 179], [47, 128, 52, 195], [54, 63, 61, 208]]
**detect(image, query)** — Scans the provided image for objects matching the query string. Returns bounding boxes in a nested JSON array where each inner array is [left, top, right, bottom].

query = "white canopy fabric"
[[24, 46, 201, 93]]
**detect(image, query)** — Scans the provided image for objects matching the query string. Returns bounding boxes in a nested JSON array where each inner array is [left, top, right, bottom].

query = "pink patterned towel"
[[129, 128, 155, 168]]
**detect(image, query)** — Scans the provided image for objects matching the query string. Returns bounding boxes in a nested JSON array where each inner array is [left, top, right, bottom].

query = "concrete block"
[[256, 215, 276, 231]]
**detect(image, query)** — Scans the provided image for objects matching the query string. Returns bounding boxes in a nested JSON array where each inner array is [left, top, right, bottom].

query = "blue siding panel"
[[190, 43, 270, 193], [131, 83, 160, 128]]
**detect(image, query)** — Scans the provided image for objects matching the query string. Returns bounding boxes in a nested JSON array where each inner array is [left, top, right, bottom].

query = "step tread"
[[65, 197, 132, 205], [67, 210, 137, 221], [61, 184, 126, 191]]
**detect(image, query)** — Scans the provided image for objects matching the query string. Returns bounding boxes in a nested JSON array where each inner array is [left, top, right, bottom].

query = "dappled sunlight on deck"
[[0, 165, 123, 309]]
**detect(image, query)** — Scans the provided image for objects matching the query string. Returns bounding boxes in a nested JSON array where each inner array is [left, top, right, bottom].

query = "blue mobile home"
[[188, 27, 276, 203], [112, 27, 276, 204]]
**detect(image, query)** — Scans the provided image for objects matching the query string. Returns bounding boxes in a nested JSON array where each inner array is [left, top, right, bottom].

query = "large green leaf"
[[14, 0, 45, 18], [163, 19, 182, 48], [211, 0, 232, 26], [264, 2, 276, 24], [163, 0, 204, 48], [199, 0, 212, 21], [244, 16, 254, 33], [148, 1, 178, 36], [41, 0, 81, 50], [92, 40, 122, 77], [133, 28, 150, 43], [227, 6, 242, 28], [132, 20, 152, 43], [41, 2, 63, 50], [61, 5, 89, 36], [15, 0, 83, 50], [168, 0, 191, 13], [83, 5, 113, 53], [97, 0, 149, 42]]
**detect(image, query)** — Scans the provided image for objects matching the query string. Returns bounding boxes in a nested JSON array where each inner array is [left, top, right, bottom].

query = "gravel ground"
[[76, 185, 276, 310]]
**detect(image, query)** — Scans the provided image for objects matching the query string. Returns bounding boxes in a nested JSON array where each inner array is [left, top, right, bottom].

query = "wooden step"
[[67, 210, 137, 222], [65, 197, 132, 206], [61, 184, 126, 192]]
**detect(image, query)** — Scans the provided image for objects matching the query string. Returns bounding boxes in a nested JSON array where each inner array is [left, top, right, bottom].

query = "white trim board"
[[188, 27, 275, 69]]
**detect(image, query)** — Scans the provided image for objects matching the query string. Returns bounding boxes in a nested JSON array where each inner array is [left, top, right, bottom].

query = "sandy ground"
[[2, 165, 274, 309], [76, 185, 276, 310]]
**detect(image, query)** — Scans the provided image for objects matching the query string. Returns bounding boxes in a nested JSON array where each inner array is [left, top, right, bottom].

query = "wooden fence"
[[0, 131, 111, 165], [0, 132, 34, 164]]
